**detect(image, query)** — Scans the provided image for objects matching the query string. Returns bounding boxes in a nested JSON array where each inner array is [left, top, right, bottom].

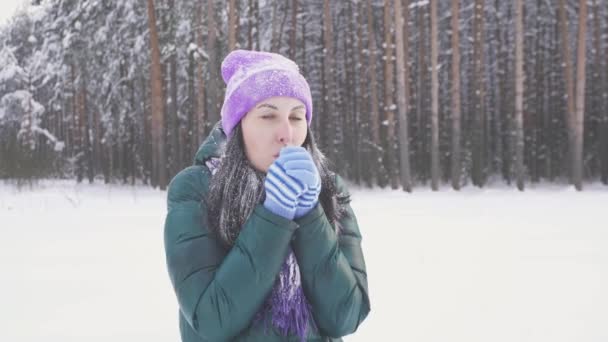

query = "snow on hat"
[[220, 49, 313, 136]]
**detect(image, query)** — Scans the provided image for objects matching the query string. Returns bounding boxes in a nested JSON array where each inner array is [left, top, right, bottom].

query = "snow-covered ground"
[[1, 179, 607, 342]]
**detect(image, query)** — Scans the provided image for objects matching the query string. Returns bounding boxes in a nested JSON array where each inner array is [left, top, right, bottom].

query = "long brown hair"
[[205, 123, 349, 248]]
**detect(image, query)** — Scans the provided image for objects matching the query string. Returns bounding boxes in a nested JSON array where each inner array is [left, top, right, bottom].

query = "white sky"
[[0, 0, 28, 26]]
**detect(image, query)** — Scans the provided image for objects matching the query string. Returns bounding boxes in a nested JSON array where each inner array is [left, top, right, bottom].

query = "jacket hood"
[[193, 121, 226, 166]]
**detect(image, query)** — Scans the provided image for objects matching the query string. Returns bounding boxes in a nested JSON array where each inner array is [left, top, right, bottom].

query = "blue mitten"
[[263, 148, 307, 220], [294, 182, 321, 218], [278, 147, 321, 219], [263, 147, 322, 220]]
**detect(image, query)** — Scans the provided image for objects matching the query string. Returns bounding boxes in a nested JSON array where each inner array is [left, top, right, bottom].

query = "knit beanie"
[[220, 49, 313, 137]]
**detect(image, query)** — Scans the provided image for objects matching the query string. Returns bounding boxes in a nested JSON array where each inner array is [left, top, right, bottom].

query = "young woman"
[[164, 50, 370, 341]]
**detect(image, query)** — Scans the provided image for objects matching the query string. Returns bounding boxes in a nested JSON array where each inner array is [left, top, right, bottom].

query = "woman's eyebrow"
[[256, 103, 304, 112], [256, 103, 278, 110]]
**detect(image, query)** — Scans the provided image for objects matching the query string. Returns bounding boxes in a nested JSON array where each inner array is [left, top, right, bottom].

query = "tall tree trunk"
[[71, 63, 84, 183], [128, 118, 136, 185], [78, 69, 91, 183], [289, 0, 298, 61], [489, 1, 503, 182], [601, 1, 608, 184], [128, 78, 137, 183], [558, 0, 576, 183], [248, 0, 259, 50], [147, 0, 167, 189], [188, 49, 196, 163], [168, 0, 179, 179], [59, 98, 67, 155], [271, 2, 280, 52], [546, 20, 558, 181], [365, 0, 381, 186], [348, 1, 361, 184], [383, 0, 397, 189], [92, 52, 101, 182], [196, 0, 206, 150], [206, 0, 219, 128], [592, 0, 606, 184], [530, 0, 544, 182], [228, 0, 237, 51], [429, 0, 439, 190], [587, 0, 599, 178], [342, 35, 354, 180], [394, 0, 411, 192], [93, 107, 101, 179], [346, 1, 359, 183], [140, 75, 150, 185], [541, 10, 552, 180], [276, 5, 289, 54], [117, 119, 125, 182], [472, 0, 486, 187], [355, 1, 370, 186], [106, 140, 113, 184], [169, 47, 179, 178], [301, 17, 306, 76], [416, 5, 428, 182], [82, 69, 93, 184], [514, 0, 525, 190], [451, 0, 462, 190], [322, 0, 337, 167], [573, 0, 587, 190]]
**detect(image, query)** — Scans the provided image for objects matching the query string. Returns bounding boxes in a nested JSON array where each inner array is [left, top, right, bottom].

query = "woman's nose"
[[276, 118, 293, 145]]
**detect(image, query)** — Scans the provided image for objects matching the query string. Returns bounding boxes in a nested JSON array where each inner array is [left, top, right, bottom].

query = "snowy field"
[[1, 179, 608, 342]]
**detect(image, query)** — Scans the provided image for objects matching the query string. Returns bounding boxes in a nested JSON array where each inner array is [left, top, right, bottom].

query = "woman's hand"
[[280, 147, 321, 219], [263, 146, 321, 220]]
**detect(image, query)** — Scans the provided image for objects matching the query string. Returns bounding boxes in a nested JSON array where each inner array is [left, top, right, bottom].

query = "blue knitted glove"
[[285, 156, 321, 218], [263, 147, 321, 220], [294, 182, 321, 218], [279, 147, 321, 219], [263, 148, 307, 220]]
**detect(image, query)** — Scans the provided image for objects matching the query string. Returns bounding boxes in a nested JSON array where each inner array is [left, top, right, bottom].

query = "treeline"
[[0, 0, 606, 191]]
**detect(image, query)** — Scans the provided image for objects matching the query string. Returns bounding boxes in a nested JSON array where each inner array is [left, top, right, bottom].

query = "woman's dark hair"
[[205, 123, 349, 248]]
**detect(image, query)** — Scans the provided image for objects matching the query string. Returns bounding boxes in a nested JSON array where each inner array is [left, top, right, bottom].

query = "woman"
[[164, 50, 370, 342]]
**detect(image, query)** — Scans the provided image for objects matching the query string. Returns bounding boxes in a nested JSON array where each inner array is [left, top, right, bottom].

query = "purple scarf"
[[206, 158, 315, 341], [253, 251, 315, 341]]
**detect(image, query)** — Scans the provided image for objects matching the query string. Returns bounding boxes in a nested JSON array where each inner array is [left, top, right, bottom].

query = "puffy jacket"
[[163, 123, 370, 341]]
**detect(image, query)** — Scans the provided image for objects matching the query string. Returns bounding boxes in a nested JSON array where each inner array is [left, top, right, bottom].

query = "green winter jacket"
[[163, 123, 370, 341]]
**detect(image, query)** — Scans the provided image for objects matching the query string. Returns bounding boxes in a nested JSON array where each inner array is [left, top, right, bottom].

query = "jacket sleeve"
[[292, 174, 371, 337], [163, 166, 298, 341]]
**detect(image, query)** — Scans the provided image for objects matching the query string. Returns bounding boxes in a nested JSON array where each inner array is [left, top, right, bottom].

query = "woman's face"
[[241, 96, 308, 172]]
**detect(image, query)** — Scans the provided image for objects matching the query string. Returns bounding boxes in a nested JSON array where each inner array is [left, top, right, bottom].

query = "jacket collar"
[[194, 121, 226, 166]]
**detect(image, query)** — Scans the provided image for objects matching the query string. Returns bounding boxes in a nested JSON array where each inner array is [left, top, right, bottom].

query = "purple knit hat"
[[220, 50, 313, 136]]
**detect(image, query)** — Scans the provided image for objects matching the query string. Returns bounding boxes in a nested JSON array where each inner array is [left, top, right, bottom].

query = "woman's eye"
[[261, 114, 274, 119], [290, 116, 304, 121]]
